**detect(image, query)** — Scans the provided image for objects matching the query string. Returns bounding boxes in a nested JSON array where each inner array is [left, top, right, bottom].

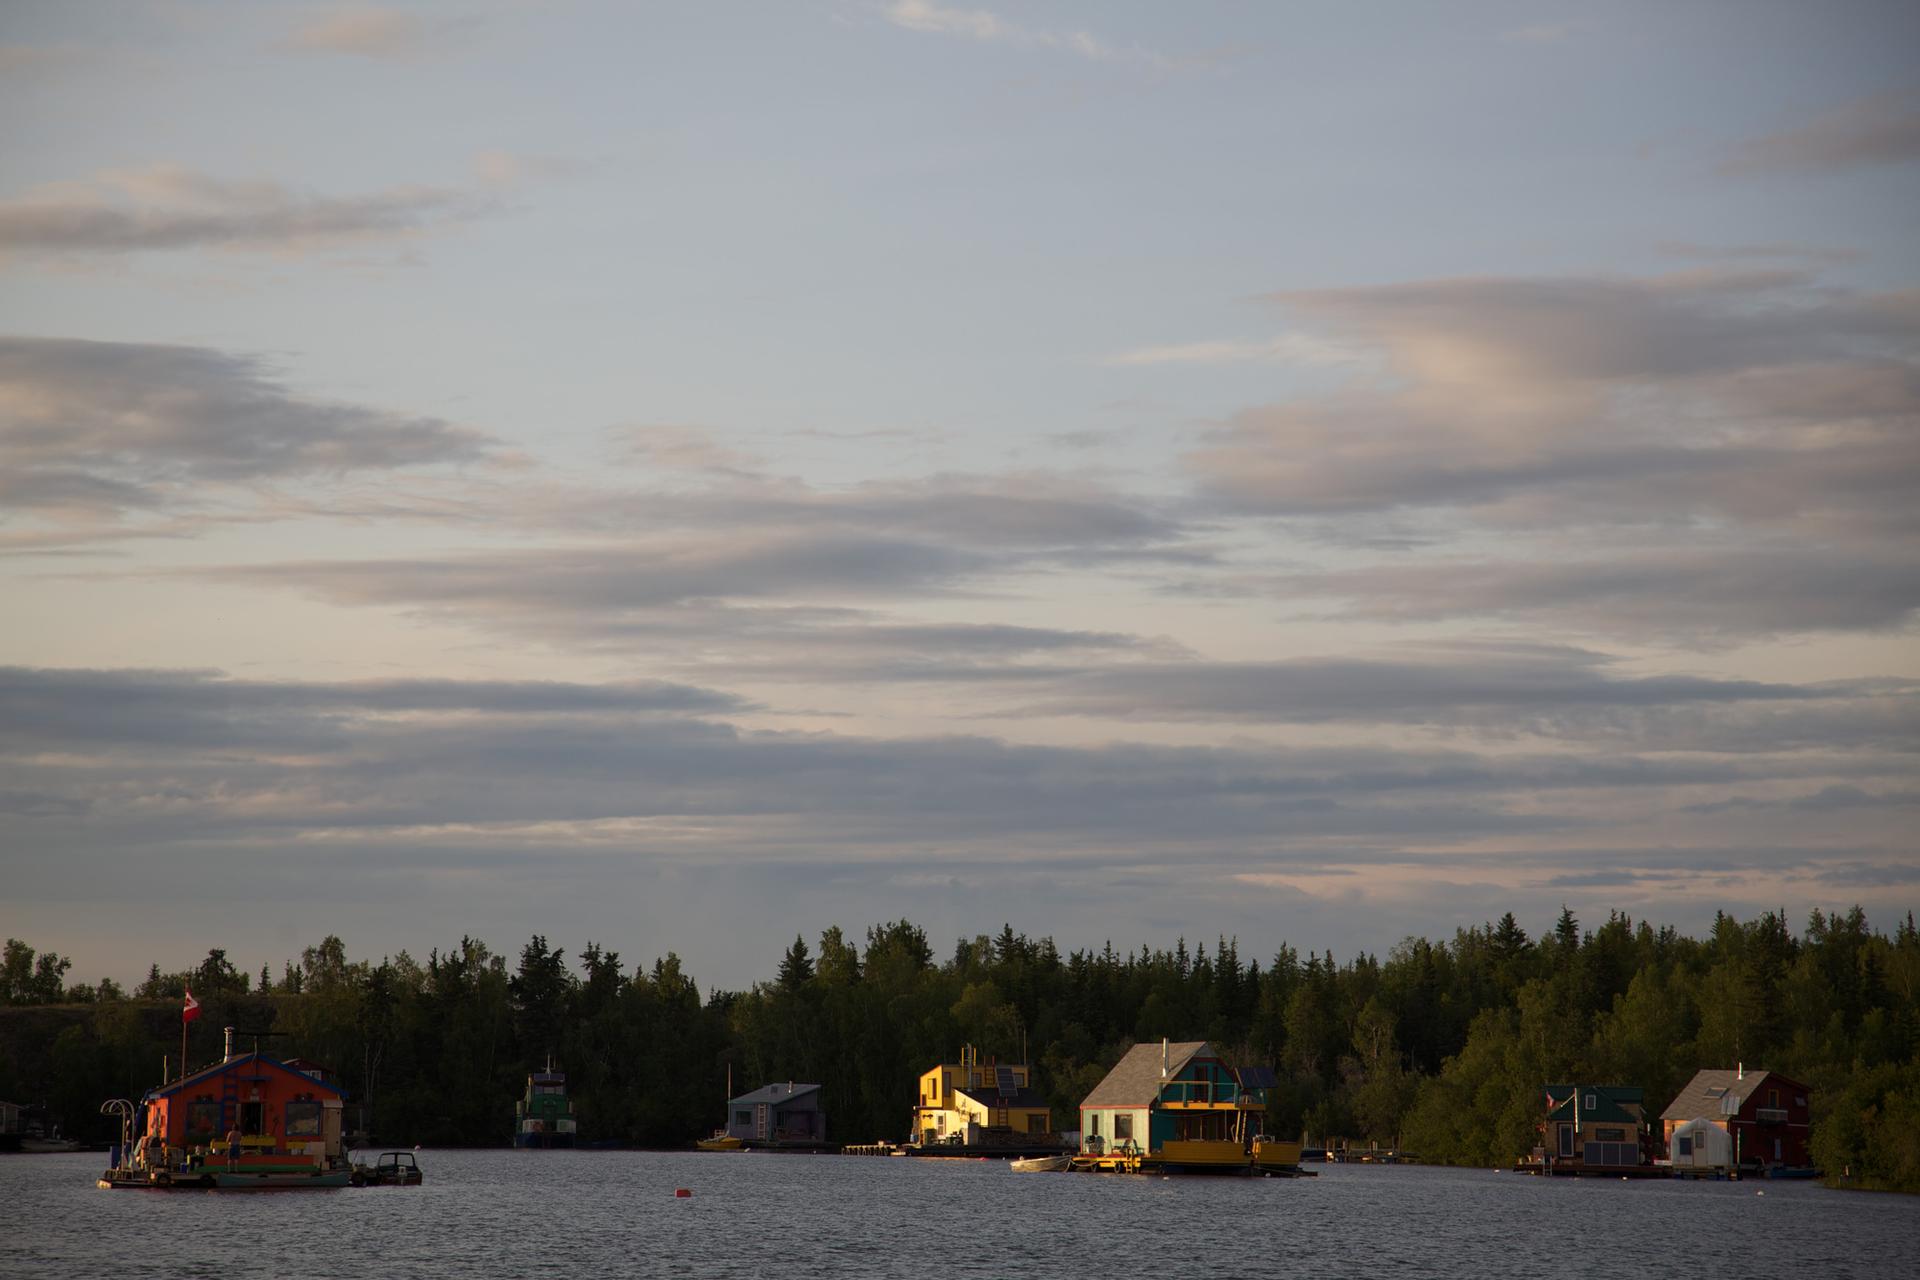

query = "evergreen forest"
[[3, 907, 1916, 1192]]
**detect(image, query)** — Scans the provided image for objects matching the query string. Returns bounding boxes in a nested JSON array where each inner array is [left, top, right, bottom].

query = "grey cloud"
[[0, 666, 748, 754], [8, 665, 1910, 987], [1721, 92, 1920, 176], [0, 336, 494, 515], [3, 665, 1903, 845], [540, 475, 1188, 554], [1183, 275, 1919, 621], [0, 167, 487, 256], [1262, 272, 1915, 384], [1265, 546, 1920, 640], [1681, 785, 1919, 815], [223, 537, 995, 615], [969, 645, 1827, 727]]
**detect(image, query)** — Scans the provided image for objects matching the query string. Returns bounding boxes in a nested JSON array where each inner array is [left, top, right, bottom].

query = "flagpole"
[[180, 986, 199, 1082]]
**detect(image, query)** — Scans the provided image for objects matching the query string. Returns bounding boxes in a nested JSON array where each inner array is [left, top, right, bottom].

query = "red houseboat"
[[99, 1027, 353, 1190]]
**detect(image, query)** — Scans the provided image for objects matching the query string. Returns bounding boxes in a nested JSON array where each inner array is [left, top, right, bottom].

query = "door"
[[241, 1101, 264, 1136], [1558, 1124, 1574, 1158]]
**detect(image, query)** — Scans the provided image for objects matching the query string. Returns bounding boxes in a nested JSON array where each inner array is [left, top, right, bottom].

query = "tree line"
[[1, 907, 1915, 1191]]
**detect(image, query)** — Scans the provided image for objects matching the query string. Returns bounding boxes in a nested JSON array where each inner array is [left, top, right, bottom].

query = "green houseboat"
[[514, 1057, 576, 1149]]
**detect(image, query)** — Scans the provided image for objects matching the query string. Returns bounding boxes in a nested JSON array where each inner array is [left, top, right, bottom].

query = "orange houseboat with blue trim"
[[99, 1027, 352, 1190]]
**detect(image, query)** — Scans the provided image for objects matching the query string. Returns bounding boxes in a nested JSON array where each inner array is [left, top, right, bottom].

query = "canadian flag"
[[183, 988, 202, 1023]]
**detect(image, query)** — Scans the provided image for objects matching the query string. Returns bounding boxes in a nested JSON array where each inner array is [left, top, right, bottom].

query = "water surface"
[[11, 1149, 1915, 1278]]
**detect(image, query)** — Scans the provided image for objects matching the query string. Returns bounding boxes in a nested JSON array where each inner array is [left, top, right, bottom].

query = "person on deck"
[[226, 1126, 242, 1169]]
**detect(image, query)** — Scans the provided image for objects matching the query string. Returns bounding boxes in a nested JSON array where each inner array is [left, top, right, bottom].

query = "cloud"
[[0, 336, 495, 521], [0, 666, 749, 753], [880, 1, 1188, 70], [1187, 273, 1919, 525], [284, 7, 476, 60], [5, 662, 1911, 989], [4, 664, 1902, 850], [0, 165, 489, 257], [1262, 547, 1920, 641], [1104, 334, 1368, 368], [1721, 91, 1920, 176], [964, 643, 1832, 726], [221, 537, 997, 616]]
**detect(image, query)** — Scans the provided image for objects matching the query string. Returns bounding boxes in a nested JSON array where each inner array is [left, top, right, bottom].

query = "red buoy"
[[675, 1188, 692, 1197]]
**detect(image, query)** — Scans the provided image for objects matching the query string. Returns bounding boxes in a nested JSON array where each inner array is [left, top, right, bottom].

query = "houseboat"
[[98, 1027, 353, 1190], [1518, 1084, 1660, 1177], [909, 1045, 1059, 1156], [714, 1081, 829, 1150], [1660, 1067, 1815, 1177], [1074, 1039, 1304, 1175], [514, 1057, 577, 1148]]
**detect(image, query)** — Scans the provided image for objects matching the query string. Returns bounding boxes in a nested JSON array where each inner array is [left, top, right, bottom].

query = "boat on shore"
[[695, 1130, 744, 1152]]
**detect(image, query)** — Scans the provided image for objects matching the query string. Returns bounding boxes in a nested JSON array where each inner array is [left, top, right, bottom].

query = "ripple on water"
[[9, 1151, 1917, 1279]]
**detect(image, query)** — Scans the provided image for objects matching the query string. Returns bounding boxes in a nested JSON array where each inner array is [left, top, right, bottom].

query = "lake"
[[9, 1149, 1917, 1278]]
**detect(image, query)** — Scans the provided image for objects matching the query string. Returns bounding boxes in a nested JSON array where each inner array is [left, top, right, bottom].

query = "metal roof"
[[955, 1084, 1051, 1111], [1236, 1065, 1280, 1090], [1081, 1041, 1212, 1108], [730, 1081, 824, 1106], [1544, 1084, 1643, 1125]]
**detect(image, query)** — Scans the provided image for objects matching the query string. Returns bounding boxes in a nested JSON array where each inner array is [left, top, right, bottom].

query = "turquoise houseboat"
[[1077, 1039, 1298, 1174]]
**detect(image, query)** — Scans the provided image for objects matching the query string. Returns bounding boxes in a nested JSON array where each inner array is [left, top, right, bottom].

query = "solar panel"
[[1237, 1066, 1279, 1089], [995, 1065, 1017, 1098]]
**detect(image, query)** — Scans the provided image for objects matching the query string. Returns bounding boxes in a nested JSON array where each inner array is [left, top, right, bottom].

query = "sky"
[[2, 1, 1916, 992]]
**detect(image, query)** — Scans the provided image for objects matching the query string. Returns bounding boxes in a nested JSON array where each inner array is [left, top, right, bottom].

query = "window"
[[1768, 1090, 1778, 1108], [285, 1101, 323, 1137], [1677, 1136, 1693, 1157], [1584, 1094, 1595, 1111], [734, 1111, 751, 1127], [1114, 1114, 1133, 1143], [1090, 1113, 1101, 1137], [1028, 1114, 1046, 1134], [1596, 1127, 1626, 1142], [187, 1100, 222, 1141]]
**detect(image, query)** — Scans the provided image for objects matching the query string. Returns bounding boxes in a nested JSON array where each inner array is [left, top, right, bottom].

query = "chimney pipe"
[[1161, 1037, 1169, 1079], [1737, 1062, 1743, 1081], [223, 1026, 235, 1063]]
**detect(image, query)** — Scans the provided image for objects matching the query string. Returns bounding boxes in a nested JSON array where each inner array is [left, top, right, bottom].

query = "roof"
[[955, 1085, 1051, 1111], [147, 1052, 343, 1101], [731, 1082, 823, 1106], [1660, 1069, 1805, 1121], [1545, 1084, 1643, 1125], [1081, 1041, 1211, 1108]]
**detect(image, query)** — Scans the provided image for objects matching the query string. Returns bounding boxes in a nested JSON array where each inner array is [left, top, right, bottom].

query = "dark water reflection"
[[11, 1149, 1916, 1278]]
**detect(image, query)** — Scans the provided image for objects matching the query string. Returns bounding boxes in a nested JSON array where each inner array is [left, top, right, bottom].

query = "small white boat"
[[1010, 1154, 1071, 1173]]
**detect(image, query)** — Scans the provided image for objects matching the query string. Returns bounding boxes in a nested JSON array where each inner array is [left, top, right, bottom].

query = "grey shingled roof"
[[1660, 1069, 1770, 1122], [1081, 1041, 1211, 1107], [731, 1081, 823, 1106]]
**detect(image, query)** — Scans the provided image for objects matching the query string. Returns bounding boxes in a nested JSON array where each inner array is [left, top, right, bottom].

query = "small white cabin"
[[1670, 1116, 1732, 1169]]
